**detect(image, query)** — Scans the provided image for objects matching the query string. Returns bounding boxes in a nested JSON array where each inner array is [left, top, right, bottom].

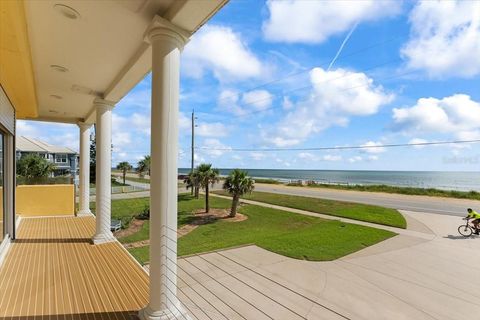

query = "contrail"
[[327, 22, 358, 71]]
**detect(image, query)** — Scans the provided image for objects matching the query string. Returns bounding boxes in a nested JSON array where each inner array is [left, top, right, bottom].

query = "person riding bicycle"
[[466, 208, 480, 235]]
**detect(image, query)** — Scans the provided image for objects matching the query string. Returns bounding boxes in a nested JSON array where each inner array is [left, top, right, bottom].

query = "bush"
[[120, 216, 135, 229], [136, 205, 150, 220]]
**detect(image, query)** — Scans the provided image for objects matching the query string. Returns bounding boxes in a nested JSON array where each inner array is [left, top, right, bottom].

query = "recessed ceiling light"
[[50, 65, 69, 73], [50, 94, 63, 100], [53, 4, 81, 20]]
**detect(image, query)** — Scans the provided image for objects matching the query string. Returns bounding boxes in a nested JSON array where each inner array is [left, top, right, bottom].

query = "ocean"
[[178, 169, 480, 192]]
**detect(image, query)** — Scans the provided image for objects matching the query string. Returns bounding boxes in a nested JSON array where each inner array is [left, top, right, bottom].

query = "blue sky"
[[18, 0, 480, 171]]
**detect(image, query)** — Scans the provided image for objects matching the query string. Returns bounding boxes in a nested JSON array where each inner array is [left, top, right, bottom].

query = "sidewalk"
[[169, 210, 480, 319]]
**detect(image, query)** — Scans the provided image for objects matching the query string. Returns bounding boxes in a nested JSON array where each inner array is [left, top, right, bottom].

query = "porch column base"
[[77, 209, 93, 217], [92, 232, 115, 245], [139, 305, 192, 320]]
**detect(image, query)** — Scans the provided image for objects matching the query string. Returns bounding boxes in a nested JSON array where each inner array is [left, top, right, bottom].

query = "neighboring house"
[[16, 136, 78, 177]]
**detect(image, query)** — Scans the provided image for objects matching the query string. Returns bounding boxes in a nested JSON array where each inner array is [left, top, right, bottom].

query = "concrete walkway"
[[171, 211, 480, 320]]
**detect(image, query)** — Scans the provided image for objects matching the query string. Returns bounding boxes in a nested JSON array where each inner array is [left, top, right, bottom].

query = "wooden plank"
[[0, 216, 149, 319]]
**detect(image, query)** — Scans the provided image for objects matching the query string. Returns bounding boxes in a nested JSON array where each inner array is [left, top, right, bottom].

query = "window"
[[55, 154, 67, 163]]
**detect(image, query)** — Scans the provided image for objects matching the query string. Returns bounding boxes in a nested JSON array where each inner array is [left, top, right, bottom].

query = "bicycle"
[[458, 218, 479, 237]]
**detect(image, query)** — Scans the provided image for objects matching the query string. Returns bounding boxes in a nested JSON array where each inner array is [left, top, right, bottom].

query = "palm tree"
[[116, 161, 132, 185], [197, 163, 219, 213], [223, 169, 255, 217], [184, 170, 201, 199], [137, 155, 151, 177], [17, 154, 56, 179]]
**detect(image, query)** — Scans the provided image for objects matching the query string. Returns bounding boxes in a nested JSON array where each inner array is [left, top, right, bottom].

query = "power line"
[[212, 33, 409, 106], [195, 139, 480, 152], [197, 58, 409, 121]]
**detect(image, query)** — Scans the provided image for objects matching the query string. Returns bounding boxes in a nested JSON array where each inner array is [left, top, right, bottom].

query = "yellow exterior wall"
[[0, 0, 39, 119], [16, 185, 75, 216]]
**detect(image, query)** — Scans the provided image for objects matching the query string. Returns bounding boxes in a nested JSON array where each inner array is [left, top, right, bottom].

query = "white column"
[[139, 16, 190, 320], [77, 122, 92, 216], [92, 98, 116, 245]]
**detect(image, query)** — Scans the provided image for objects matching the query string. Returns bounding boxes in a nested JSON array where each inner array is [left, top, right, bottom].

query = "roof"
[[2, 0, 228, 123], [16, 136, 77, 154]]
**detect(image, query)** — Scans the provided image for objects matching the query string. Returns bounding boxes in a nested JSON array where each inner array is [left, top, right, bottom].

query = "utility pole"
[[191, 110, 195, 174], [191, 110, 196, 195]]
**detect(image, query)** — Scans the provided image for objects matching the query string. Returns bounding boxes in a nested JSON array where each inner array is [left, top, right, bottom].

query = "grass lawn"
[[90, 196, 149, 228], [213, 191, 406, 229], [116, 194, 232, 243], [128, 203, 396, 264]]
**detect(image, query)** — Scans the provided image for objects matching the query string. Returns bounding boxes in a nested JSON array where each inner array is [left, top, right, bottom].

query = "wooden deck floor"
[[0, 216, 148, 319]]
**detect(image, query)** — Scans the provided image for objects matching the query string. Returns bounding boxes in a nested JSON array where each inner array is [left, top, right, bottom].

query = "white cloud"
[[241, 90, 273, 111], [409, 138, 428, 149], [298, 152, 342, 162], [250, 152, 266, 161], [367, 155, 379, 161], [401, 1, 480, 78], [183, 25, 262, 81], [200, 138, 231, 158], [282, 96, 294, 110], [298, 152, 316, 160], [263, 67, 393, 147], [348, 156, 363, 163], [263, 0, 401, 44], [132, 113, 150, 135], [118, 88, 151, 109], [218, 89, 273, 116], [322, 154, 342, 162], [112, 132, 132, 148], [361, 141, 386, 154], [232, 154, 242, 161], [179, 112, 191, 133], [392, 94, 480, 139], [196, 122, 229, 137], [17, 121, 39, 137]]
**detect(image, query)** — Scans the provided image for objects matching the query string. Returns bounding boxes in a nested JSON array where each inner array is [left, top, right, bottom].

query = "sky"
[[18, 0, 480, 171]]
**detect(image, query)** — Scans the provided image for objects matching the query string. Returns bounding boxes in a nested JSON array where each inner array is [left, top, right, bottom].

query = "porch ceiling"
[[21, 0, 227, 124]]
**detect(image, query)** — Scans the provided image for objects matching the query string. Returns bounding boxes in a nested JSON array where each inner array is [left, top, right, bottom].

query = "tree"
[[137, 155, 151, 177], [184, 170, 201, 199], [223, 169, 255, 217], [17, 154, 56, 179], [116, 161, 132, 185], [90, 139, 96, 184], [197, 163, 219, 213]]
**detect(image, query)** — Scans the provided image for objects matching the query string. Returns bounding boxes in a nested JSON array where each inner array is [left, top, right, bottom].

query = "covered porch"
[[0, 0, 228, 319]]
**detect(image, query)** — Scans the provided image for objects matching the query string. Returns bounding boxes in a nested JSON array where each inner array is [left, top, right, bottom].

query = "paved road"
[[105, 177, 480, 216], [252, 184, 480, 217]]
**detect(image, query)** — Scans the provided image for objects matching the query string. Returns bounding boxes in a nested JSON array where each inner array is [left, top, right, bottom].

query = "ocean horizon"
[[178, 168, 480, 192]]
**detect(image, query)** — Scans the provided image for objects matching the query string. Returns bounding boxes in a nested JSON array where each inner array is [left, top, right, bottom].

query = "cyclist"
[[466, 208, 480, 235]]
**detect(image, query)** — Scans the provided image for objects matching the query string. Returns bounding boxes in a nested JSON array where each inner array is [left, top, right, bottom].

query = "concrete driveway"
[[174, 211, 480, 319]]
